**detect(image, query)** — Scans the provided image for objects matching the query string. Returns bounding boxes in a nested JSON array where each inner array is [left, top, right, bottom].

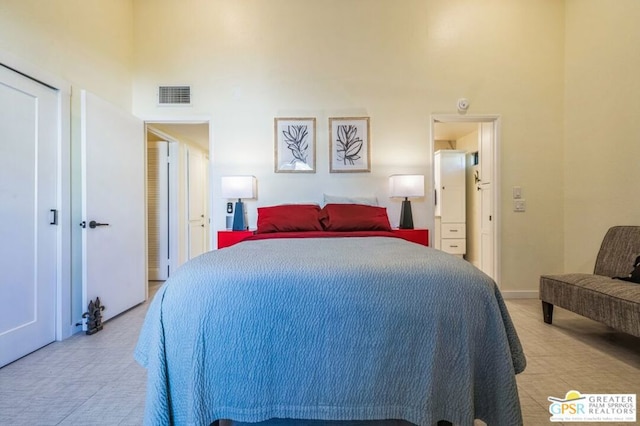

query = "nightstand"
[[392, 228, 429, 246], [217, 230, 255, 249]]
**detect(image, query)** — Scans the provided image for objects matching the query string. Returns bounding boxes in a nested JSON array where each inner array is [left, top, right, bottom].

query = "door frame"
[[146, 128, 179, 279], [142, 117, 213, 268], [430, 114, 501, 287]]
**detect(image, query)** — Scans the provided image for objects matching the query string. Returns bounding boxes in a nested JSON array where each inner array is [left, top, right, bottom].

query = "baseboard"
[[501, 290, 539, 299]]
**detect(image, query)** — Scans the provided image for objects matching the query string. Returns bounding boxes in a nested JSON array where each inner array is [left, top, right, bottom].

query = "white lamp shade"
[[221, 176, 256, 199], [389, 174, 425, 198]]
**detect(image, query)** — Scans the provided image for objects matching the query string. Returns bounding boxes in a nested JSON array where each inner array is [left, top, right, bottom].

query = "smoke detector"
[[457, 98, 470, 112]]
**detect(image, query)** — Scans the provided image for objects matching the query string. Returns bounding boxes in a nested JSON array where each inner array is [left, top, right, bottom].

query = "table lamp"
[[389, 174, 425, 229], [221, 176, 256, 231]]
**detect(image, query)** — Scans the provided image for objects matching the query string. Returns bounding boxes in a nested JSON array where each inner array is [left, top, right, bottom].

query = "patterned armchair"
[[539, 226, 640, 337]]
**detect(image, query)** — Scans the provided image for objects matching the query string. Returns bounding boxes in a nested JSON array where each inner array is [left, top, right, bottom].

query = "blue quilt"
[[135, 237, 526, 426]]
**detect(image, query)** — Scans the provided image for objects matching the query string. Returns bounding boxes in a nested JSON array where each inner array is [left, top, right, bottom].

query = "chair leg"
[[542, 301, 554, 324]]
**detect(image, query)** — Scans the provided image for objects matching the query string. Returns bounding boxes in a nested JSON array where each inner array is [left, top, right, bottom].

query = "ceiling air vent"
[[157, 85, 191, 106]]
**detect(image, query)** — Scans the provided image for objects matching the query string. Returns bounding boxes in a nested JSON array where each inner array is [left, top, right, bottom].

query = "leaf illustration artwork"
[[282, 125, 309, 165], [336, 125, 363, 165]]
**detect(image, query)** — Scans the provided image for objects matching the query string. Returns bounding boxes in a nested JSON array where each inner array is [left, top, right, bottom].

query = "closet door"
[[0, 65, 59, 367]]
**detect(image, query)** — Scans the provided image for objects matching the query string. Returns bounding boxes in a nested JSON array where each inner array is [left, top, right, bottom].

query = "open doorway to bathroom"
[[431, 115, 500, 285], [145, 122, 210, 284]]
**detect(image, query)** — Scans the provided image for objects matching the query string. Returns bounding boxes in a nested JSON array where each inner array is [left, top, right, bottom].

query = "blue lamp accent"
[[221, 176, 256, 231], [232, 198, 246, 231]]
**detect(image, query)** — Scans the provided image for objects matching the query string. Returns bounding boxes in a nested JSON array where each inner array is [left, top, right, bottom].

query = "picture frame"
[[274, 117, 316, 173], [329, 117, 371, 173]]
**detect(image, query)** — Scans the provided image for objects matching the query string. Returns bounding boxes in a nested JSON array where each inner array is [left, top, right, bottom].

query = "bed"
[[135, 204, 526, 426]]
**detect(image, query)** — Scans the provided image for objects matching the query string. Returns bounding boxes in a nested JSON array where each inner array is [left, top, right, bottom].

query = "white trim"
[[168, 142, 180, 276], [207, 125, 215, 251], [432, 114, 500, 123], [0, 50, 71, 94], [185, 146, 191, 259], [57, 81, 73, 340], [430, 114, 502, 288], [138, 115, 211, 124], [79, 90, 89, 332]]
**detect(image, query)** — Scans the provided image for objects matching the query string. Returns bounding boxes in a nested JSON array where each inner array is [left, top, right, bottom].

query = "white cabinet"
[[434, 150, 466, 256]]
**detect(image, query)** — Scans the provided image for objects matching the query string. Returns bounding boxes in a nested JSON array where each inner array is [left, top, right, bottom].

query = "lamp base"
[[399, 199, 414, 229], [232, 200, 246, 231]]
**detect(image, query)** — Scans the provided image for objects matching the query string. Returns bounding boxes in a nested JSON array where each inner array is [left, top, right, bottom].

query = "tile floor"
[[0, 284, 638, 426]]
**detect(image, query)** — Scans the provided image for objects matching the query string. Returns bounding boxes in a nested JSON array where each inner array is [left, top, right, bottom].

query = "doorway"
[[145, 122, 210, 282], [431, 115, 500, 285]]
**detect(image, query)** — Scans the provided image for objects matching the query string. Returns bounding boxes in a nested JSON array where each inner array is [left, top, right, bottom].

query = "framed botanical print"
[[274, 117, 316, 173], [329, 117, 370, 173]]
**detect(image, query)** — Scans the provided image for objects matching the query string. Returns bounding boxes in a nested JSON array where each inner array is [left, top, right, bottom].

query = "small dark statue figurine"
[[81, 297, 105, 335]]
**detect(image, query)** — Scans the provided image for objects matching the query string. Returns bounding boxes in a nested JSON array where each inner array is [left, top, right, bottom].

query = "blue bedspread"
[[135, 237, 525, 426]]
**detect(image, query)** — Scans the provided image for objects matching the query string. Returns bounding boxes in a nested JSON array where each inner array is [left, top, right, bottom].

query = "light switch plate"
[[513, 186, 522, 199], [513, 199, 526, 212]]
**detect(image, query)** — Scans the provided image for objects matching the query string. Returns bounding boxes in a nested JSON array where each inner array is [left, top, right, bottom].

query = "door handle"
[[80, 220, 110, 229], [89, 220, 109, 229]]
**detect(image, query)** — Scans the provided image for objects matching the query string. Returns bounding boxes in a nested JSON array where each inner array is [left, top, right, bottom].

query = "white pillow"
[[323, 194, 379, 206]]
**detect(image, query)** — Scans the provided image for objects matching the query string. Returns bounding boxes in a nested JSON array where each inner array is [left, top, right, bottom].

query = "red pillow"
[[256, 204, 323, 233], [319, 204, 392, 232]]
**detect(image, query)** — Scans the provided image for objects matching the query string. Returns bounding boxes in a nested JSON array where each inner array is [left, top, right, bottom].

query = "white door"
[[80, 90, 145, 326], [480, 184, 495, 280], [187, 147, 207, 259], [0, 66, 58, 367], [479, 122, 493, 184], [478, 122, 495, 280]]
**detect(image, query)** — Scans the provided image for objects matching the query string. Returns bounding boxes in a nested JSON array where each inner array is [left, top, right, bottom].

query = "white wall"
[[564, 0, 640, 272], [5, 1, 638, 295], [132, 0, 565, 292], [0, 0, 134, 110]]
